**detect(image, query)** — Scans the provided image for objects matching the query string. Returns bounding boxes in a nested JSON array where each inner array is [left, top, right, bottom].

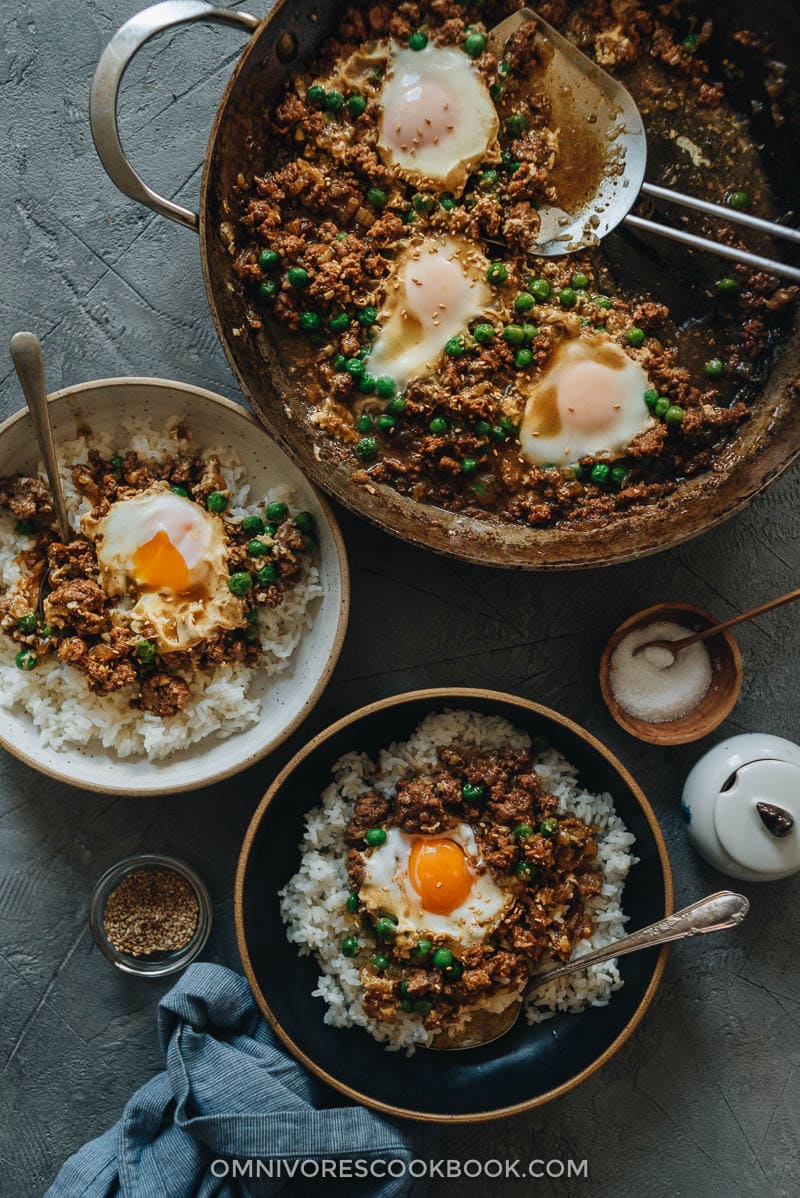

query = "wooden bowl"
[[599, 603, 743, 746]]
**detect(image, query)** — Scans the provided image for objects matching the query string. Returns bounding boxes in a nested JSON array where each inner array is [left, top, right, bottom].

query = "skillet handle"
[[90, 0, 260, 232]]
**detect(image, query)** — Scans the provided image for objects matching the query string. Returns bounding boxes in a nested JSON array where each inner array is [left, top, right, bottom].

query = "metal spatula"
[[488, 8, 800, 282]]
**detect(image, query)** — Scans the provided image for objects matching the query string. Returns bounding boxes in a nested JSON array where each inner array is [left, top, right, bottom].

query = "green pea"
[[14, 519, 35, 536], [347, 94, 367, 118], [358, 373, 376, 395], [300, 311, 321, 333], [110, 455, 124, 474], [480, 168, 499, 188], [522, 323, 538, 342], [462, 782, 485, 801], [571, 272, 589, 289], [329, 311, 350, 334], [570, 463, 584, 480], [527, 278, 551, 302], [475, 419, 491, 437], [375, 376, 396, 399], [465, 31, 486, 57], [399, 996, 414, 1012], [207, 491, 228, 514], [15, 650, 37, 671], [540, 817, 559, 836], [413, 999, 433, 1015], [376, 916, 397, 939], [412, 192, 436, 214], [341, 936, 360, 958], [397, 979, 409, 998], [443, 959, 463, 981], [257, 563, 277, 586], [440, 193, 457, 211], [487, 261, 508, 285], [590, 463, 610, 484], [246, 608, 259, 625], [716, 277, 739, 297], [506, 113, 528, 136], [490, 425, 507, 442], [515, 348, 534, 369], [387, 396, 407, 416], [627, 327, 646, 347], [247, 539, 270, 558], [432, 948, 453, 970], [287, 266, 309, 289], [503, 324, 526, 346], [346, 357, 365, 377], [665, 404, 685, 427], [324, 90, 344, 112], [377, 414, 396, 433], [429, 416, 448, 434], [40, 624, 52, 639], [514, 823, 534, 841], [654, 397, 670, 418], [356, 436, 377, 459], [306, 84, 326, 105], [644, 388, 659, 411], [346, 892, 360, 914], [133, 639, 156, 668], [461, 457, 478, 474], [727, 190, 750, 212], [592, 295, 612, 309], [682, 32, 699, 51], [516, 860, 534, 880], [408, 30, 428, 51], [239, 516, 264, 539], [258, 248, 280, 271], [17, 613, 37, 634], [333, 354, 348, 372], [259, 279, 279, 302], [264, 522, 279, 538], [365, 827, 387, 846], [371, 953, 389, 971], [415, 938, 432, 959], [445, 336, 466, 357], [611, 465, 628, 486], [559, 287, 577, 308], [366, 187, 387, 209], [490, 81, 503, 100], [357, 413, 374, 434], [359, 305, 378, 327], [514, 292, 535, 314], [498, 59, 511, 78], [265, 501, 289, 523], [705, 357, 724, 378], [336, 231, 348, 242], [228, 571, 252, 596], [474, 322, 495, 345]]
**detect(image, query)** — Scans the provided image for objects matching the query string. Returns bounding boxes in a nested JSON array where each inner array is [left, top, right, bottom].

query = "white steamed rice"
[[280, 709, 637, 1053], [0, 416, 322, 759]]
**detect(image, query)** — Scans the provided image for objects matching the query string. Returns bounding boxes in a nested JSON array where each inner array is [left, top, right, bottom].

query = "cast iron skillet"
[[91, 0, 800, 570], [235, 690, 673, 1122]]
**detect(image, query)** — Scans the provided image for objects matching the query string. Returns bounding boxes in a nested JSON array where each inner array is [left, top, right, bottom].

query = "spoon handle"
[[527, 891, 749, 992], [671, 587, 800, 652], [10, 332, 72, 542]]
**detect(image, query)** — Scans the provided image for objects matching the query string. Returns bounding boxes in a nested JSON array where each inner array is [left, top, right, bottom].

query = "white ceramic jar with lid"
[[681, 733, 800, 882]]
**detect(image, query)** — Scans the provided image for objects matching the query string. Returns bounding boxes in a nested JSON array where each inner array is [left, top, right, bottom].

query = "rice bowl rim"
[[0, 377, 350, 794], [235, 687, 674, 1122]]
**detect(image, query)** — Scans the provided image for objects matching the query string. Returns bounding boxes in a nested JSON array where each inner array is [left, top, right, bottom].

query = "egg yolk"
[[557, 361, 629, 434], [384, 76, 456, 159], [409, 837, 473, 914], [132, 529, 191, 594]]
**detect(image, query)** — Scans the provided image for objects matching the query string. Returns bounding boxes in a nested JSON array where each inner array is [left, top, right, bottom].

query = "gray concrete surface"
[[0, 2, 798, 1195]]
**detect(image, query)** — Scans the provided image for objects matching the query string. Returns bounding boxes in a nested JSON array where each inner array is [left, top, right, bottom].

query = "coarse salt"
[[609, 620, 712, 723]]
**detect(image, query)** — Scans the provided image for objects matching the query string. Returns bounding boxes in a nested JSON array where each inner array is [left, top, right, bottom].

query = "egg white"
[[359, 824, 513, 946], [377, 42, 499, 193], [519, 335, 655, 466]]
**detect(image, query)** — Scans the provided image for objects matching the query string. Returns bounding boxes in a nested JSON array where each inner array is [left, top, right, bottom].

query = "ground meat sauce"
[[344, 743, 599, 1034], [0, 448, 316, 715], [231, 0, 796, 531]]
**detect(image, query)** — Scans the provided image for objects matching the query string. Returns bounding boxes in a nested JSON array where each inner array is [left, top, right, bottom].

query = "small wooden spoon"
[[10, 332, 73, 617], [634, 587, 800, 664]]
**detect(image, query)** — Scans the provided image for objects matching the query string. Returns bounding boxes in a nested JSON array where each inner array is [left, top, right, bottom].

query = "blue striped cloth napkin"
[[46, 963, 436, 1197]]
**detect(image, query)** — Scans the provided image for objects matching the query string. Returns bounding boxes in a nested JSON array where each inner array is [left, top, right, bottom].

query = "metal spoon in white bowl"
[[10, 332, 73, 615], [432, 890, 749, 1050], [487, 8, 800, 281]]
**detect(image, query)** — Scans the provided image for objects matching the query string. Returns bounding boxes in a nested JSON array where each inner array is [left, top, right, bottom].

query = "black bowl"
[[236, 689, 673, 1122]]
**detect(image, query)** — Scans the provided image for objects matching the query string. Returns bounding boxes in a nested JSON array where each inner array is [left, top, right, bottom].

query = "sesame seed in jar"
[[103, 868, 199, 957]]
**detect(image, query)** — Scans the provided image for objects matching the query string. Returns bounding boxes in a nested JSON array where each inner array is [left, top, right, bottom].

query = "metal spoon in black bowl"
[[432, 890, 749, 1051], [10, 332, 73, 617]]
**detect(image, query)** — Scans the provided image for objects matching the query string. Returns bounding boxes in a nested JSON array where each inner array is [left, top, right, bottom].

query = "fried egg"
[[84, 485, 244, 652], [377, 43, 499, 193], [519, 335, 655, 466], [366, 234, 490, 393], [360, 824, 514, 946]]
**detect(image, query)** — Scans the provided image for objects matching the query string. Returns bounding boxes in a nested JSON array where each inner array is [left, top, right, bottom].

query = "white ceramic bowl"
[[0, 378, 349, 794]]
